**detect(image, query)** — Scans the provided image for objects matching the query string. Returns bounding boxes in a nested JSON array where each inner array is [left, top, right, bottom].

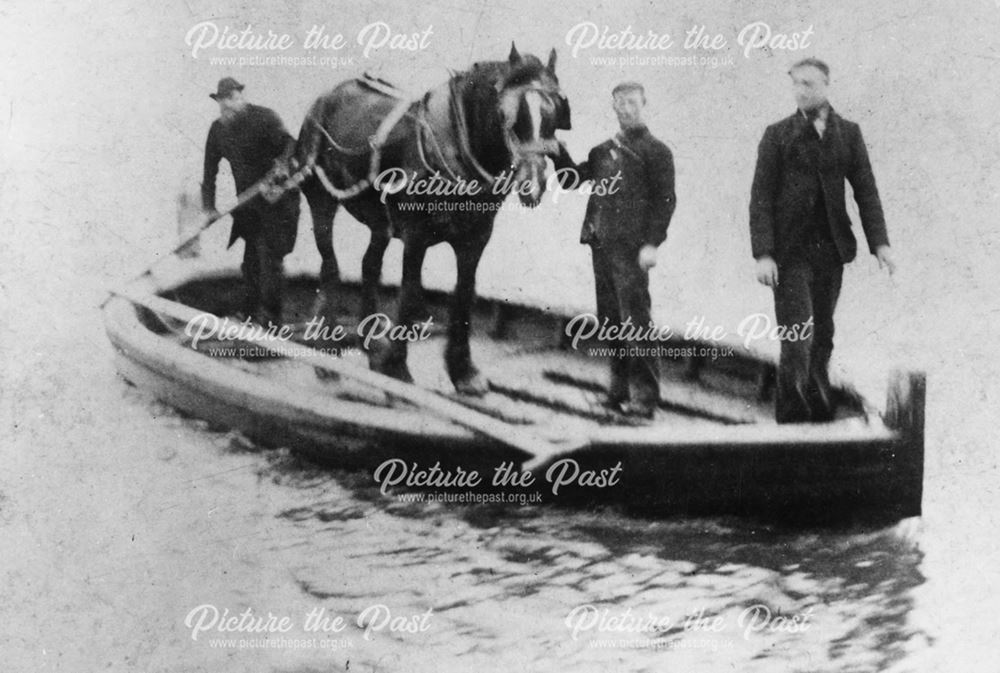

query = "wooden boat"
[[103, 262, 924, 522]]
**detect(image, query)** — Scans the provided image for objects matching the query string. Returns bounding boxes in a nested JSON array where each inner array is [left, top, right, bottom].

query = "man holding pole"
[[202, 77, 300, 326]]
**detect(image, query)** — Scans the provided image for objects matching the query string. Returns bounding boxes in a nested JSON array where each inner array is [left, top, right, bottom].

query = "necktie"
[[805, 108, 826, 138]]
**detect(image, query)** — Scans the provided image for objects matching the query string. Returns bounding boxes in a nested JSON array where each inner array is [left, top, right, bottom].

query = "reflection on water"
[[192, 427, 929, 673]]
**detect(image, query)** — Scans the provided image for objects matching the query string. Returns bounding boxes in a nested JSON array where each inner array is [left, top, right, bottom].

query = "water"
[[2, 1, 999, 671]]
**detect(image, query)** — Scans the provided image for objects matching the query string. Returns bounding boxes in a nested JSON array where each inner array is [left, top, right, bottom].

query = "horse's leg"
[[446, 237, 489, 396], [370, 230, 426, 383], [304, 181, 341, 323], [360, 224, 391, 320]]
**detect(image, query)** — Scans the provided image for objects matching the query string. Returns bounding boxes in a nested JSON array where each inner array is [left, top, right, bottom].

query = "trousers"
[[241, 232, 286, 324], [592, 244, 660, 406], [773, 243, 843, 423], [234, 194, 299, 325]]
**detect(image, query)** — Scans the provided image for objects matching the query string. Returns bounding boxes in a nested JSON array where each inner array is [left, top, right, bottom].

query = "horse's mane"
[[466, 56, 556, 88]]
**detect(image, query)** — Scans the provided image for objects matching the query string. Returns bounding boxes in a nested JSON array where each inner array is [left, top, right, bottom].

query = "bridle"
[[305, 68, 564, 200], [413, 73, 562, 188], [496, 81, 563, 174]]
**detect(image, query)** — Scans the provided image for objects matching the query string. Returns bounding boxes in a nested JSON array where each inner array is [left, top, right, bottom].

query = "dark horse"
[[292, 44, 570, 395]]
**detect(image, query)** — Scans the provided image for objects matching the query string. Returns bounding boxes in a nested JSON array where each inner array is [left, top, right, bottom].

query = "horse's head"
[[483, 43, 569, 208], [498, 43, 570, 208]]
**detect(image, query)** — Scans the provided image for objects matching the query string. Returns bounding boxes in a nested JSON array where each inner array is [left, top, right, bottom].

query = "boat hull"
[[103, 264, 924, 522]]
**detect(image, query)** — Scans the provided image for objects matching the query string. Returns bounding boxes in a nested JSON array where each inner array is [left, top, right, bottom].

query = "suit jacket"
[[556, 125, 676, 252], [749, 107, 888, 265], [202, 103, 299, 252]]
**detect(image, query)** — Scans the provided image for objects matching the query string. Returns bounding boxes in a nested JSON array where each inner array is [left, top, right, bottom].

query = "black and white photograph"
[[1, 0, 997, 671]]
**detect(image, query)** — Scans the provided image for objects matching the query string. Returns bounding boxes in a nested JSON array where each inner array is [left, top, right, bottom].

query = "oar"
[[99, 164, 307, 310], [108, 285, 585, 463]]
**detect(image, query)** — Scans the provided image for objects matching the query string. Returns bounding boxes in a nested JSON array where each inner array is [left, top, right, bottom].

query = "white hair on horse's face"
[[524, 88, 542, 142], [498, 78, 562, 207], [499, 77, 561, 135], [499, 85, 520, 131]]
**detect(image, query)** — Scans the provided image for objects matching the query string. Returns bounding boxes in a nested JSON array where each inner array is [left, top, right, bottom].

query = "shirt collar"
[[798, 103, 831, 122]]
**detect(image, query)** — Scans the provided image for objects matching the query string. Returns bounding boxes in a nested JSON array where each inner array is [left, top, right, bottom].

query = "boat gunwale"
[[102, 263, 902, 451]]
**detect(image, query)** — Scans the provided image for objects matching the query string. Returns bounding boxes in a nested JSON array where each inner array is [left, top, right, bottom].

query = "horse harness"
[[299, 72, 561, 202]]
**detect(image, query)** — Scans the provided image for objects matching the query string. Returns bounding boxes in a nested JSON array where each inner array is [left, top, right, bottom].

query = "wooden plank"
[[542, 369, 759, 425], [110, 285, 580, 460], [104, 294, 471, 442], [884, 369, 926, 517]]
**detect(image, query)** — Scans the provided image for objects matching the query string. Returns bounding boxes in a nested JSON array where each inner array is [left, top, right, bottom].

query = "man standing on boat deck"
[[554, 81, 676, 419], [202, 77, 300, 326], [749, 58, 896, 423]]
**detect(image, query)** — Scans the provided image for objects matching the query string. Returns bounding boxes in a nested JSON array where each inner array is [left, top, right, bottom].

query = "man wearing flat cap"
[[202, 77, 300, 326], [555, 81, 677, 418], [749, 58, 896, 423]]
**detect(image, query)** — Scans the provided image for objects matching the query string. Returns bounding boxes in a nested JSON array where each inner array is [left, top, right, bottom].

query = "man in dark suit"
[[202, 77, 300, 326], [556, 82, 676, 418], [749, 58, 896, 423]]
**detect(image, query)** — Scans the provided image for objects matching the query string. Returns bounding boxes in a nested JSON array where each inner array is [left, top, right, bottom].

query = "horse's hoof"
[[377, 363, 414, 384], [454, 372, 489, 397], [370, 352, 414, 384]]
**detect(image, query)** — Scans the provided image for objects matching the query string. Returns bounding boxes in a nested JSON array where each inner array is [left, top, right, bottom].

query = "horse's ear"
[[547, 48, 557, 73], [509, 42, 521, 65]]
